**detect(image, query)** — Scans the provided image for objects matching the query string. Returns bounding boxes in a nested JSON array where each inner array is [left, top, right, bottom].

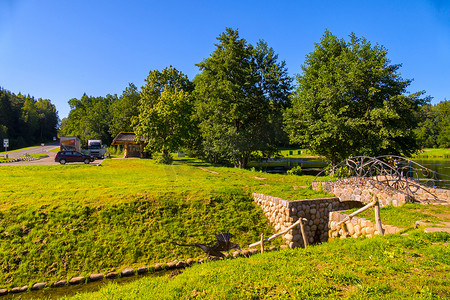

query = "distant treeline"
[[0, 87, 59, 150], [415, 100, 450, 148], [58, 28, 450, 168], [59, 83, 140, 148]]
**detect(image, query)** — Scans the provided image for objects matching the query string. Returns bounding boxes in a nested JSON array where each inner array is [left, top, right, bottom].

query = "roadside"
[[0, 144, 104, 166]]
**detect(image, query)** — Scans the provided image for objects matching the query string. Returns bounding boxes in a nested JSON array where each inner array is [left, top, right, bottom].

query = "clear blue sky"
[[1, 0, 449, 119]]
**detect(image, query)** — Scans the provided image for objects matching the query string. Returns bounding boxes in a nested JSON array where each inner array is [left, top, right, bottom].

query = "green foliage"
[[66, 231, 449, 299], [0, 87, 58, 149], [286, 165, 302, 175], [415, 100, 450, 148], [194, 28, 292, 168], [109, 83, 141, 137], [134, 68, 195, 162], [60, 93, 117, 147], [284, 30, 428, 164]]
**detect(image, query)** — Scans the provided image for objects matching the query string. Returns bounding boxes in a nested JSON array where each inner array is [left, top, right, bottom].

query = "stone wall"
[[252, 193, 362, 248], [312, 178, 450, 206], [328, 211, 401, 239], [313, 178, 410, 207]]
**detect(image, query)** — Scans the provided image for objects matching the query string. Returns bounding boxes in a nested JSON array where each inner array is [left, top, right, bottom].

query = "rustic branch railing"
[[249, 218, 308, 252], [336, 195, 384, 236], [313, 155, 449, 201]]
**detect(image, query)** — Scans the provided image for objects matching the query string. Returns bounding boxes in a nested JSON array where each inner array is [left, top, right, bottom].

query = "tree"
[[60, 93, 116, 147], [435, 100, 450, 148], [133, 67, 194, 163], [284, 31, 427, 164], [109, 83, 140, 137], [194, 28, 292, 168], [0, 88, 59, 149]]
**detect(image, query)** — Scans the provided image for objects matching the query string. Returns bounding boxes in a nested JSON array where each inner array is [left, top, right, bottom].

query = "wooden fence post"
[[299, 217, 308, 247], [374, 196, 385, 235], [260, 233, 264, 254]]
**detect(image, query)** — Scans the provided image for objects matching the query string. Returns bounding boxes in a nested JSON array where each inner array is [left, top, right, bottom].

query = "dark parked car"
[[55, 151, 95, 165]]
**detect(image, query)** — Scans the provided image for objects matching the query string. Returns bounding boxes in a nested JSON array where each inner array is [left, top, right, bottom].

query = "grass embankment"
[[66, 230, 449, 299], [345, 203, 450, 229], [0, 158, 330, 289]]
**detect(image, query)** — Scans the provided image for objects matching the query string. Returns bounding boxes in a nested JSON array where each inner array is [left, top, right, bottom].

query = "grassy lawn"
[[411, 148, 450, 158], [345, 203, 450, 229], [0, 157, 330, 289], [65, 230, 450, 299]]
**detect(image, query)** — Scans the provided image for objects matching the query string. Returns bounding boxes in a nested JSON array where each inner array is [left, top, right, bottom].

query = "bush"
[[287, 165, 302, 175]]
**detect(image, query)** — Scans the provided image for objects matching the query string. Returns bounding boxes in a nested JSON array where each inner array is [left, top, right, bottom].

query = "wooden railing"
[[249, 217, 309, 253]]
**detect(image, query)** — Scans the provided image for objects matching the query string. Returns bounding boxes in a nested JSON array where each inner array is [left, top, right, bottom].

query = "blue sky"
[[0, 0, 449, 119]]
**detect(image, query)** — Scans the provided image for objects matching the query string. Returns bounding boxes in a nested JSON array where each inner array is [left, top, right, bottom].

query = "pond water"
[[413, 158, 450, 189], [2, 270, 170, 299], [255, 157, 450, 189]]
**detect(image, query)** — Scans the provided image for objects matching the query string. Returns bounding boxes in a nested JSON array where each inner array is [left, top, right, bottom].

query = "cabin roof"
[[111, 132, 144, 145]]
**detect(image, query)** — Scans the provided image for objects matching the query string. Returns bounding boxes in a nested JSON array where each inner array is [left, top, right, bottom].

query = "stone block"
[[52, 280, 66, 287], [31, 282, 47, 291], [166, 262, 177, 270], [121, 268, 135, 277], [284, 233, 293, 241], [106, 272, 119, 279], [346, 222, 355, 235], [69, 276, 85, 285], [249, 248, 259, 255], [89, 273, 104, 281]]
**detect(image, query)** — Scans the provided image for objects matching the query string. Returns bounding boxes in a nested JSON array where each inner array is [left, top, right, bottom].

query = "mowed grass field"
[[65, 231, 449, 299], [0, 158, 330, 289]]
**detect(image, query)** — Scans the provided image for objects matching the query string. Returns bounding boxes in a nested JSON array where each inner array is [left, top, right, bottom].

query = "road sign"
[[3, 138, 8, 148]]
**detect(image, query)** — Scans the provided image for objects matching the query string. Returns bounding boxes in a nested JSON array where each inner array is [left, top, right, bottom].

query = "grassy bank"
[[0, 158, 330, 288], [411, 148, 450, 158], [345, 203, 450, 228], [65, 230, 449, 299]]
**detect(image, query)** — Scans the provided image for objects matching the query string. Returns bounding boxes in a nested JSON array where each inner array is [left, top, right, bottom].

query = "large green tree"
[[194, 28, 292, 168], [109, 83, 141, 137], [60, 93, 116, 147], [284, 31, 427, 164], [133, 66, 194, 163]]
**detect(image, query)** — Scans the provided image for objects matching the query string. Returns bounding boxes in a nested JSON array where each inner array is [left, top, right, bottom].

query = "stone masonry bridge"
[[252, 156, 450, 249]]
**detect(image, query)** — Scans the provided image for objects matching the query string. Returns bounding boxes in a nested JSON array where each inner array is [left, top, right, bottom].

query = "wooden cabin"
[[111, 133, 146, 158]]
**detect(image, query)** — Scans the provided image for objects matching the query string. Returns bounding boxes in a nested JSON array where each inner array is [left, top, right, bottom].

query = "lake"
[[413, 158, 450, 189], [254, 157, 450, 189]]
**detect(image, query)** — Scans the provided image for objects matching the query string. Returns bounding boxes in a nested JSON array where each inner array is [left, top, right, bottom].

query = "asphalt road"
[[0, 144, 103, 166], [1, 144, 60, 159]]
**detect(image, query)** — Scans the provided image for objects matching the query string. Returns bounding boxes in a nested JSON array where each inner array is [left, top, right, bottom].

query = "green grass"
[[345, 203, 450, 229], [411, 148, 450, 158], [0, 158, 331, 288], [65, 230, 450, 299], [278, 148, 321, 158]]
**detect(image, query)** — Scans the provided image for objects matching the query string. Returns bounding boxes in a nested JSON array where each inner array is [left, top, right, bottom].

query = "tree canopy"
[[284, 31, 428, 164], [60, 93, 117, 147], [133, 66, 194, 163], [194, 28, 292, 168], [0, 88, 59, 150], [415, 100, 450, 148], [109, 83, 140, 138]]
